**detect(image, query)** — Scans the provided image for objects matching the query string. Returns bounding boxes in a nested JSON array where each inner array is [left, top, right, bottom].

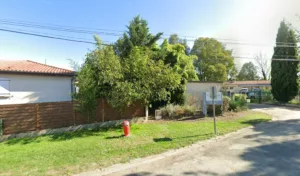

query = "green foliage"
[[158, 40, 198, 104], [191, 38, 235, 81], [229, 94, 248, 112], [271, 21, 299, 103], [74, 37, 123, 121], [222, 96, 231, 112], [168, 34, 190, 54], [114, 15, 163, 58], [237, 62, 259, 80], [76, 37, 181, 116]]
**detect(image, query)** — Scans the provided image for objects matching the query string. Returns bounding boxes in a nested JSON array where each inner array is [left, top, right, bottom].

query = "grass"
[[0, 111, 271, 176]]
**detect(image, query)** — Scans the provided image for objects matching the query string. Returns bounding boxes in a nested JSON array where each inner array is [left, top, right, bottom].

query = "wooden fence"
[[0, 99, 145, 135]]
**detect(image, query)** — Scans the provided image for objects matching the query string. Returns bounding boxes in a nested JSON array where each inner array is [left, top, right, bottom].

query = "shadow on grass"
[[4, 126, 122, 145], [105, 135, 124, 139], [241, 119, 270, 126], [153, 133, 212, 143], [153, 137, 173, 142]]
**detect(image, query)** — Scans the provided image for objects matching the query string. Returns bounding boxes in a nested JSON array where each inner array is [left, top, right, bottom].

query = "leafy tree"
[[168, 34, 180, 44], [114, 15, 163, 58], [74, 37, 123, 119], [158, 40, 198, 104], [228, 66, 238, 81], [191, 38, 235, 81], [237, 62, 259, 81], [271, 21, 299, 103], [76, 37, 181, 116], [168, 34, 190, 55]]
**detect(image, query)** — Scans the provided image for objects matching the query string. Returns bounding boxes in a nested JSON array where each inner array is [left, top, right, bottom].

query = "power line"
[[0, 18, 299, 47], [0, 28, 112, 45]]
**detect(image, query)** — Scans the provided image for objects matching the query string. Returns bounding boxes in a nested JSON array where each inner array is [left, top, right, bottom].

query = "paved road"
[[78, 104, 300, 176]]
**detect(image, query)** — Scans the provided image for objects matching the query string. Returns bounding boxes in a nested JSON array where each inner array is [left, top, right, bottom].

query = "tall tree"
[[168, 34, 190, 55], [158, 40, 197, 104], [237, 62, 259, 80], [191, 38, 235, 81], [114, 15, 163, 58], [168, 34, 180, 44], [271, 21, 299, 103], [254, 52, 270, 80]]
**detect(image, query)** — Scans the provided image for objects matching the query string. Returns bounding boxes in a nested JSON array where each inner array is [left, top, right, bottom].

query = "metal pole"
[[212, 87, 217, 136]]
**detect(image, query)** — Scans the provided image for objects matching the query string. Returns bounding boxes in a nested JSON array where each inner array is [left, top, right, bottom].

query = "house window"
[[0, 79, 10, 98]]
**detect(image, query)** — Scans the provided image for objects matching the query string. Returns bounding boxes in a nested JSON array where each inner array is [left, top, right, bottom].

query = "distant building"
[[226, 80, 271, 93]]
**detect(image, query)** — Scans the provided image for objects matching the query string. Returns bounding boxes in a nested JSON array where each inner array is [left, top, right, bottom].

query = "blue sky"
[[0, 0, 299, 70]]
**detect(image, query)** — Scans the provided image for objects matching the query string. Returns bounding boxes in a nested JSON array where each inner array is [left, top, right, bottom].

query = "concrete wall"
[[0, 74, 73, 105], [186, 82, 222, 108]]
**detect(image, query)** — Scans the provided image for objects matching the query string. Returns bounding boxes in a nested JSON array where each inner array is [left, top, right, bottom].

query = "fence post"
[[35, 104, 40, 131]]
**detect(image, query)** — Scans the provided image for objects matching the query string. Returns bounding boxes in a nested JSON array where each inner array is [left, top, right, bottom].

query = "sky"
[[0, 0, 299, 70]]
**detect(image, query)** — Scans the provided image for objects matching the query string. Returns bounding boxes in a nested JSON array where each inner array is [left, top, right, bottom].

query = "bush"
[[182, 105, 197, 115], [223, 96, 231, 112], [185, 95, 198, 107], [229, 94, 248, 112], [159, 104, 197, 118]]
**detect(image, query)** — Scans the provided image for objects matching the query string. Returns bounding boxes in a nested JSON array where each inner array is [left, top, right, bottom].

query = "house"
[[0, 60, 75, 105], [226, 80, 271, 93]]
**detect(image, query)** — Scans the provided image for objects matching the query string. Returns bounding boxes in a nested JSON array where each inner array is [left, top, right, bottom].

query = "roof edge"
[[0, 70, 75, 77]]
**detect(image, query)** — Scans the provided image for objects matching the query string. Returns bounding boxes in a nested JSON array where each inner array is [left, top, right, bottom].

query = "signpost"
[[212, 86, 217, 136], [202, 86, 222, 136]]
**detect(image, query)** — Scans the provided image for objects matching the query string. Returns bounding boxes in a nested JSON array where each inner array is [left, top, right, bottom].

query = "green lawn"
[[0, 111, 271, 176]]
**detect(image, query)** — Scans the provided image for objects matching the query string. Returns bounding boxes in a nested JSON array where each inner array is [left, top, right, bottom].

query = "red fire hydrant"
[[123, 120, 130, 137]]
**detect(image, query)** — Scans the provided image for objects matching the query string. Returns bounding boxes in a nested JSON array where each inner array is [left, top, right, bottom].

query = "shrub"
[[160, 104, 177, 117], [229, 100, 238, 111], [185, 95, 198, 107], [228, 94, 248, 112], [223, 96, 231, 112], [159, 104, 197, 118], [182, 105, 197, 115]]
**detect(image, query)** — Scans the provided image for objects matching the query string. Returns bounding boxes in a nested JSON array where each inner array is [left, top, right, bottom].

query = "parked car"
[[239, 88, 248, 94]]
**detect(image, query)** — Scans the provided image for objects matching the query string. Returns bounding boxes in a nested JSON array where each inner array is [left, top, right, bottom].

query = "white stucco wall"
[[186, 82, 222, 108], [0, 74, 73, 105]]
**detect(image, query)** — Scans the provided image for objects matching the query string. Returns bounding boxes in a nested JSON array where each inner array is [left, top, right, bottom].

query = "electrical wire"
[[0, 18, 299, 47], [0, 28, 112, 45]]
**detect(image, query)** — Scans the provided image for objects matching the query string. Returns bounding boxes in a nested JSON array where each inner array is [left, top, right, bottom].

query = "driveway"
[[77, 104, 300, 176]]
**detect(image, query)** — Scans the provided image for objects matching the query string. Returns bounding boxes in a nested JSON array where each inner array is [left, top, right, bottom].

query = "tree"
[[237, 62, 259, 81], [168, 34, 190, 55], [168, 34, 180, 44], [271, 21, 299, 103], [158, 40, 198, 104], [76, 37, 181, 116], [254, 52, 270, 80], [74, 37, 123, 120], [228, 66, 238, 81], [114, 15, 163, 58], [191, 38, 235, 81]]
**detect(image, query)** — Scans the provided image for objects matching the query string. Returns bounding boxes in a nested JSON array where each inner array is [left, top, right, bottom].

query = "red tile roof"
[[227, 80, 270, 85], [0, 60, 74, 76]]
